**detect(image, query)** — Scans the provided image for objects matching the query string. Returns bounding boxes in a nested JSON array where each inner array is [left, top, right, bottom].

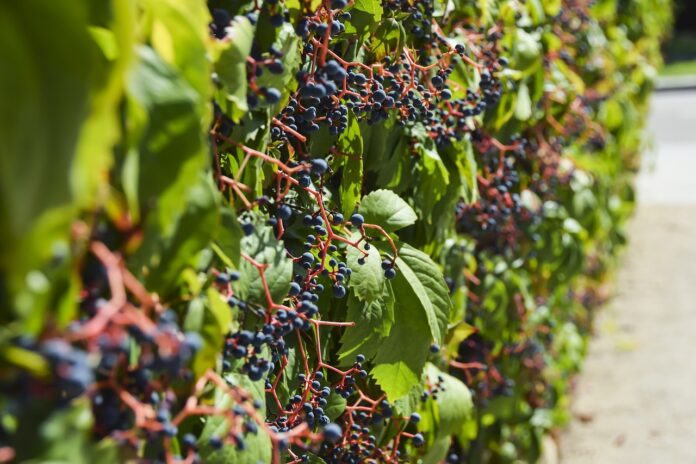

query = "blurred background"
[[561, 2, 696, 462], [662, 0, 696, 75]]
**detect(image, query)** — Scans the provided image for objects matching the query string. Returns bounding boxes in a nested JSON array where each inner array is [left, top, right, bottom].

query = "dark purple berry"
[[350, 213, 364, 227], [323, 423, 342, 443]]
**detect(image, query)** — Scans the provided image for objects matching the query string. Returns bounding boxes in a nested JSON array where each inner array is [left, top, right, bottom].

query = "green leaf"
[[359, 189, 417, 232], [34, 399, 93, 462], [214, 205, 243, 267], [237, 226, 292, 304], [370, 18, 404, 60], [184, 288, 232, 378], [253, 9, 280, 52], [146, 0, 211, 111], [395, 244, 451, 344], [338, 111, 364, 216], [360, 118, 401, 174], [340, 154, 363, 217], [371, 266, 442, 400], [526, 0, 546, 24], [369, 243, 452, 399], [140, 175, 219, 295], [13, 398, 123, 463], [476, 0, 493, 23], [423, 363, 473, 437], [601, 99, 624, 131], [453, 139, 478, 204], [512, 29, 542, 75], [543, 0, 562, 16], [0, 1, 93, 239], [339, 284, 395, 362], [346, 232, 384, 302], [412, 364, 473, 463], [415, 136, 449, 222], [0, 345, 49, 377], [199, 375, 271, 464], [372, 279, 431, 400], [345, 0, 382, 37], [422, 436, 452, 464], [286, 0, 322, 17], [256, 23, 301, 113], [269, 342, 305, 413], [213, 16, 254, 121], [3, 208, 76, 333], [445, 321, 476, 359], [353, 0, 382, 21], [125, 45, 208, 229], [73, 4, 136, 212], [325, 391, 348, 420], [0, 2, 104, 327], [337, 109, 363, 156], [515, 81, 532, 121], [393, 383, 425, 417]]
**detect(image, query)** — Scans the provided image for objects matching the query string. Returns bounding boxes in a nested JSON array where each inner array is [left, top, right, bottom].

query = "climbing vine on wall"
[[0, 0, 670, 463]]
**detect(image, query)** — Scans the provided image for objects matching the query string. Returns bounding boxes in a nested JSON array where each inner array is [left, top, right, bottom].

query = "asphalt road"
[[560, 90, 696, 463]]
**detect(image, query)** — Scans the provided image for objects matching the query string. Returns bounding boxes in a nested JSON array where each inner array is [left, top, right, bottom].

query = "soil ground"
[[560, 90, 696, 463]]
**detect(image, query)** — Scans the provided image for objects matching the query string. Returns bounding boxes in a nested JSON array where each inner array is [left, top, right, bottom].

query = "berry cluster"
[[456, 134, 528, 252], [205, 0, 508, 460]]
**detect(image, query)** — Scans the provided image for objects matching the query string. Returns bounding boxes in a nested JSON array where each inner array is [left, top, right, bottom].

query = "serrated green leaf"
[[372, 280, 431, 399], [393, 384, 425, 417], [213, 16, 254, 121], [238, 226, 292, 304], [199, 374, 271, 464], [359, 189, 417, 232], [353, 0, 382, 18], [339, 284, 394, 363], [346, 232, 384, 302], [395, 244, 451, 344], [345, 0, 382, 37]]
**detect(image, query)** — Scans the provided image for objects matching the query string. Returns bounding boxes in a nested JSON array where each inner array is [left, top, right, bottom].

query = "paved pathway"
[[560, 90, 696, 463]]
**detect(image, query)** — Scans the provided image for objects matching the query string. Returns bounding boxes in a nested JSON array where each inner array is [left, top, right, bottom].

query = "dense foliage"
[[0, 0, 670, 463]]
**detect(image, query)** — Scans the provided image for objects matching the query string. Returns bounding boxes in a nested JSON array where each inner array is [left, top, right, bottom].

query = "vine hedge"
[[0, 0, 671, 463]]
